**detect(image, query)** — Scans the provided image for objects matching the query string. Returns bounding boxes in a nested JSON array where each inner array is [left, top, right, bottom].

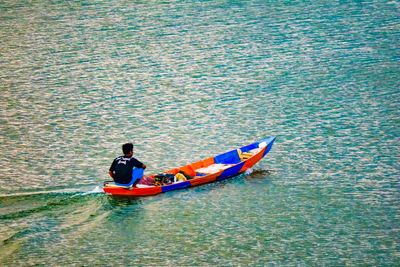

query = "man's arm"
[[109, 159, 116, 178], [132, 158, 146, 169]]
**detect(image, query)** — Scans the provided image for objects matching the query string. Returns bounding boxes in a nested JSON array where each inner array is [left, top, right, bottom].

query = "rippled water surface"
[[1, 0, 399, 265]]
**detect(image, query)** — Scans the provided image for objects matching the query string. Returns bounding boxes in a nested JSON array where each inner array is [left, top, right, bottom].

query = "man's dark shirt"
[[109, 156, 145, 184]]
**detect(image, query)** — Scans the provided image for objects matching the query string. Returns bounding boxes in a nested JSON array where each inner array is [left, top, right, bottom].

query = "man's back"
[[110, 156, 144, 184]]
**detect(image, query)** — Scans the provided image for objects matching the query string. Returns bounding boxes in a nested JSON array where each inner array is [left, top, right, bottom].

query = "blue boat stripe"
[[262, 137, 276, 157], [217, 162, 245, 181], [161, 181, 191, 192]]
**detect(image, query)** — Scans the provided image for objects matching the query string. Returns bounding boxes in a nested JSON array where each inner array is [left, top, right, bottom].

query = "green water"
[[0, 0, 399, 265]]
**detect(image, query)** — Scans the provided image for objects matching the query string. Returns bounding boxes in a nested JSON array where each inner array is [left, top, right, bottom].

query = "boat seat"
[[237, 149, 253, 161], [195, 163, 234, 174], [238, 147, 264, 161], [249, 147, 262, 154]]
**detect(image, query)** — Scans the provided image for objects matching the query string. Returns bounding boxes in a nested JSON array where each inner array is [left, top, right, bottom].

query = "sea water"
[[0, 0, 399, 265]]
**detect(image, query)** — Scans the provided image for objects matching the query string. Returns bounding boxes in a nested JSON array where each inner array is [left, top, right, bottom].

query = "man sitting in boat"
[[109, 143, 146, 185]]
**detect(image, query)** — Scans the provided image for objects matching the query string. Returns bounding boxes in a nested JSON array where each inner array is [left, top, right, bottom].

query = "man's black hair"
[[122, 143, 133, 155]]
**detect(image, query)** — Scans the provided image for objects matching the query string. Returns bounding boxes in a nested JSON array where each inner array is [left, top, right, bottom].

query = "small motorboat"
[[103, 136, 276, 197]]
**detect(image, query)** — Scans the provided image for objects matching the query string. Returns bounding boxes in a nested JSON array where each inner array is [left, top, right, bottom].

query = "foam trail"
[[0, 185, 106, 198], [245, 168, 253, 175], [81, 185, 104, 195]]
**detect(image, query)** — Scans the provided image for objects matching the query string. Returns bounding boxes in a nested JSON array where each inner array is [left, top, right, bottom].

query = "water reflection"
[[105, 195, 143, 207], [0, 0, 399, 265]]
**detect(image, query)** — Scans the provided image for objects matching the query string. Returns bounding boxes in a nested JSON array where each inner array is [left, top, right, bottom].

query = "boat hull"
[[103, 136, 276, 197]]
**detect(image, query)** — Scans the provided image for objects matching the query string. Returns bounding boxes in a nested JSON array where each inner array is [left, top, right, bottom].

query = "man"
[[109, 143, 147, 185]]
